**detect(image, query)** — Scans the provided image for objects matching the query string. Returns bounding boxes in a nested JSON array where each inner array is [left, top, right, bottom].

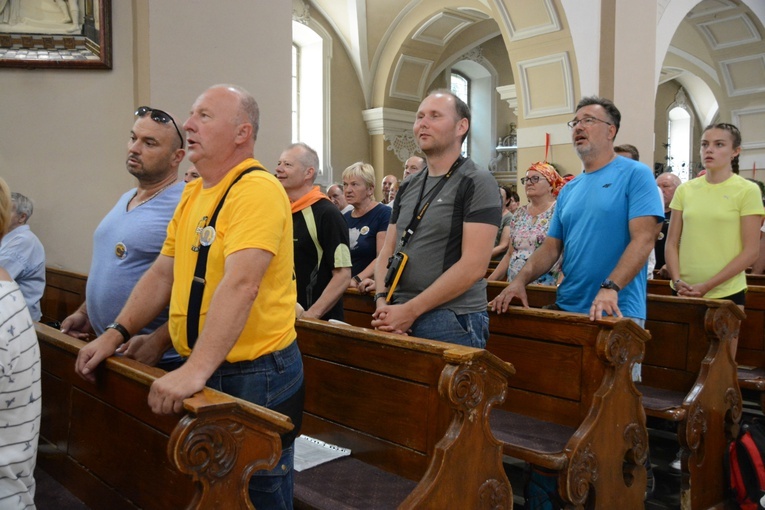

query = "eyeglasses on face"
[[567, 116, 612, 129], [520, 175, 542, 185], [135, 106, 185, 149]]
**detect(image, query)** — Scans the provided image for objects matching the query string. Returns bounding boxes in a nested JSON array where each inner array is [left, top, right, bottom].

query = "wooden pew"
[[293, 318, 515, 509], [341, 289, 649, 509], [648, 278, 765, 412], [40, 267, 87, 325], [37, 323, 293, 510], [486, 282, 743, 509]]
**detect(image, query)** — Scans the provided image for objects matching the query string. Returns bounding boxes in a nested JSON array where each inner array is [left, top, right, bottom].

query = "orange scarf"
[[291, 186, 328, 213]]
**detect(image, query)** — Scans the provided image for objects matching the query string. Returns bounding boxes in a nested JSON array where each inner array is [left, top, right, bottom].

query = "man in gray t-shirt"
[[372, 89, 501, 347]]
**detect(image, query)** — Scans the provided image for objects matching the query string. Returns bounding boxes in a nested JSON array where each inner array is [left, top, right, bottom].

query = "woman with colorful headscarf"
[[488, 162, 566, 285]]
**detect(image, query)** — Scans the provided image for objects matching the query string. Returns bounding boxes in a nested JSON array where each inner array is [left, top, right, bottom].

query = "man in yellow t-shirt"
[[75, 84, 302, 509]]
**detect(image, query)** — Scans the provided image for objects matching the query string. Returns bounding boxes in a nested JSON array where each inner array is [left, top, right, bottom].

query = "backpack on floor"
[[727, 419, 765, 509]]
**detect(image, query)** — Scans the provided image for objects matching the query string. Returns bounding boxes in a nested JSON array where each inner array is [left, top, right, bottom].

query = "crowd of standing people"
[[1, 84, 763, 510]]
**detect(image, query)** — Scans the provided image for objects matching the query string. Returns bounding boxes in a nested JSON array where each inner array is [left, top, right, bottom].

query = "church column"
[[362, 107, 418, 199], [604, 0, 659, 165]]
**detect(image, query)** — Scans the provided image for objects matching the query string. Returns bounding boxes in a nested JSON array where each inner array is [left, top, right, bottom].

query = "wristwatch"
[[600, 279, 621, 292], [105, 322, 131, 342]]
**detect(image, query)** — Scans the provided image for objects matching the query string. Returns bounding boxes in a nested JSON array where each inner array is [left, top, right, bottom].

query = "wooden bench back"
[[295, 318, 514, 508], [40, 267, 87, 325], [648, 279, 763, 371], [37, 324, 292, 510], [343, 288, 645, 430], [486, 281, 743, 509], [342, 288, 650, 507], [296, 318, 512, 480], [486, 302, 647, 429], [486, 282, 742, 390]]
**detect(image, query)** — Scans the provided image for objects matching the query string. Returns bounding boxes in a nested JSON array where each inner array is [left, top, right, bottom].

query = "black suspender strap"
[[186, 165, 264, 348], [398, 156, 463, 249]]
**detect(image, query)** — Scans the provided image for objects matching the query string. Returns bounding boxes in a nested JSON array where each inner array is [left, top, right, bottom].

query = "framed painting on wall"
[[0, 0, 111, 69]]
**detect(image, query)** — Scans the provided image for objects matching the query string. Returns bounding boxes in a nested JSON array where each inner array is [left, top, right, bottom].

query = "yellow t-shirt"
[[670, 174, 764, 298], [161, 158, 296, 361]]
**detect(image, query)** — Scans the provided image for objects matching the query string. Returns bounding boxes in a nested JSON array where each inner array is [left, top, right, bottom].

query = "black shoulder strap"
[[186, 165, 264, 348]]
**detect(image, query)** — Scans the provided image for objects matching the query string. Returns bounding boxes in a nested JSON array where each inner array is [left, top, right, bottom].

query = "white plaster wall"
[[0, 1, 136, 273], [0, 1, 292, 273]]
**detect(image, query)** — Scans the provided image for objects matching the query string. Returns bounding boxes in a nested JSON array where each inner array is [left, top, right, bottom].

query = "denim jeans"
[[628, 317, 645, 383], [409, 309, 489, 348], [206, 340, 304, 510]]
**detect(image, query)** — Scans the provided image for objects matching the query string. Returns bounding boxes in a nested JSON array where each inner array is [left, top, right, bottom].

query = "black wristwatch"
[[600, 279, 621, 292], [105, 322, 131, 342], [373, 293, 387, 302]]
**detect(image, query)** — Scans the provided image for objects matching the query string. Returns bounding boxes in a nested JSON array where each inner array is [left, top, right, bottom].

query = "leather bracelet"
[[105, 322, 131, 343]]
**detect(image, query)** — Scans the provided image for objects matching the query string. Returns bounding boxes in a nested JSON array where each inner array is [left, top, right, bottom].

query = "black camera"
[[384, 251, 409, 290]]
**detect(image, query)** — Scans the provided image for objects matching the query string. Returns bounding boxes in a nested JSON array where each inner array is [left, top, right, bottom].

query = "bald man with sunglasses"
[[61, 106, 186, 370]]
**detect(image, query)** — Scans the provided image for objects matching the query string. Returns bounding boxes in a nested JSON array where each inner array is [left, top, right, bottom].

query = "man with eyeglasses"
[[61, 106, 185, 370], [491, 96, 663, 501], [492, 96, 662, 327], [74, 85, 303, 509]]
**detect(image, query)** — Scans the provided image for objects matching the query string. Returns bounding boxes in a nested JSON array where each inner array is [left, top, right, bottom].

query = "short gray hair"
[[287, 143, 319, 171], [216, 83, 260, 141], [11, 192, 33, 220]]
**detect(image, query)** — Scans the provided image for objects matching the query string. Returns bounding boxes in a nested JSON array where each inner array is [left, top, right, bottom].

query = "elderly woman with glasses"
[[488, 162, 565, 286]]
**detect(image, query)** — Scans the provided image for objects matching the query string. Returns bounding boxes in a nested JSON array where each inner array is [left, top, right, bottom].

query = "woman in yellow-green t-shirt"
[[665, 123, 764, 351]]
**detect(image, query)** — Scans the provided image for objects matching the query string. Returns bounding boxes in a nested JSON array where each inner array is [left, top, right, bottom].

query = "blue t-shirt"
[[0, 225, 45, 320], [547, 156, 664, 319], [87, 183, 184, 363], [344, 203, 391, 275]]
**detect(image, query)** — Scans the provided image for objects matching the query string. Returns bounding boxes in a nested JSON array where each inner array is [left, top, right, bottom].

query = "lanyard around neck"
[[399, 156, 464, 248]]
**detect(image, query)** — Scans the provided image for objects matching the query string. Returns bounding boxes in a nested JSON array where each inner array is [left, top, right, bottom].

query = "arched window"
[[292, 20, 332, 184], [449, 56, 498, 170], [292, 43, 299, 143], [666, 88, 695, 182], [451, 71, 470, 156]]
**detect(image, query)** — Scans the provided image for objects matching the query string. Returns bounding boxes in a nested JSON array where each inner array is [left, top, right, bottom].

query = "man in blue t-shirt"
[[489, 95, 664, 502], [491, 96, 663, 322], [61, 106, 186, 370]]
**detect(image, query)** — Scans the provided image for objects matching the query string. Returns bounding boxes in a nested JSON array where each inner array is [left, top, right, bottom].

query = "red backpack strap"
[[740, 432, 765, 490]]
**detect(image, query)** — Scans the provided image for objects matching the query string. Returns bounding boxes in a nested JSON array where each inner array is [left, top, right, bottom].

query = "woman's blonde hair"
[[0, 178, 11, 235], [342, 162, 376, 190]]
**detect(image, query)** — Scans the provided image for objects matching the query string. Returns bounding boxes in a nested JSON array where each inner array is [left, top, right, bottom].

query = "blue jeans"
[[206, 340, 304, 510], [628, 317, 645, 383], [409, 309, 489, 348]]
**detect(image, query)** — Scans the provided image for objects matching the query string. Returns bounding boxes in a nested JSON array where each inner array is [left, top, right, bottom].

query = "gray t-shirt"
[[389, 157, 501, 314]]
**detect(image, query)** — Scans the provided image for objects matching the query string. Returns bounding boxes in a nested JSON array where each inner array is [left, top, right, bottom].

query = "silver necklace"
[[131, 180, 176, 208]]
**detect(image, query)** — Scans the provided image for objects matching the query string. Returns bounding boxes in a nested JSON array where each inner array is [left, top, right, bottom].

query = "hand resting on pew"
[[489, 279, 529, 312], [115, 322, 172, 366]]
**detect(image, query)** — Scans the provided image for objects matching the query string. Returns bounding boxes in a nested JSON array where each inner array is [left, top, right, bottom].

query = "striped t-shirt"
[[0, 280, 41, 509]]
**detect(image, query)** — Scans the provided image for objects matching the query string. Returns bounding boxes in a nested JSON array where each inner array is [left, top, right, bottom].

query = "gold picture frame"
[[0, 0, 111, 69]]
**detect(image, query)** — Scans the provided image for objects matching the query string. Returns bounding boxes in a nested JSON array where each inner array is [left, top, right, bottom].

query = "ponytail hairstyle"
[[703, 122, 741, 174]]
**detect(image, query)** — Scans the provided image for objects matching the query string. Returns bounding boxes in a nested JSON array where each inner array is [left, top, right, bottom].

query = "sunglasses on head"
[[135, 106, 184, 149]]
